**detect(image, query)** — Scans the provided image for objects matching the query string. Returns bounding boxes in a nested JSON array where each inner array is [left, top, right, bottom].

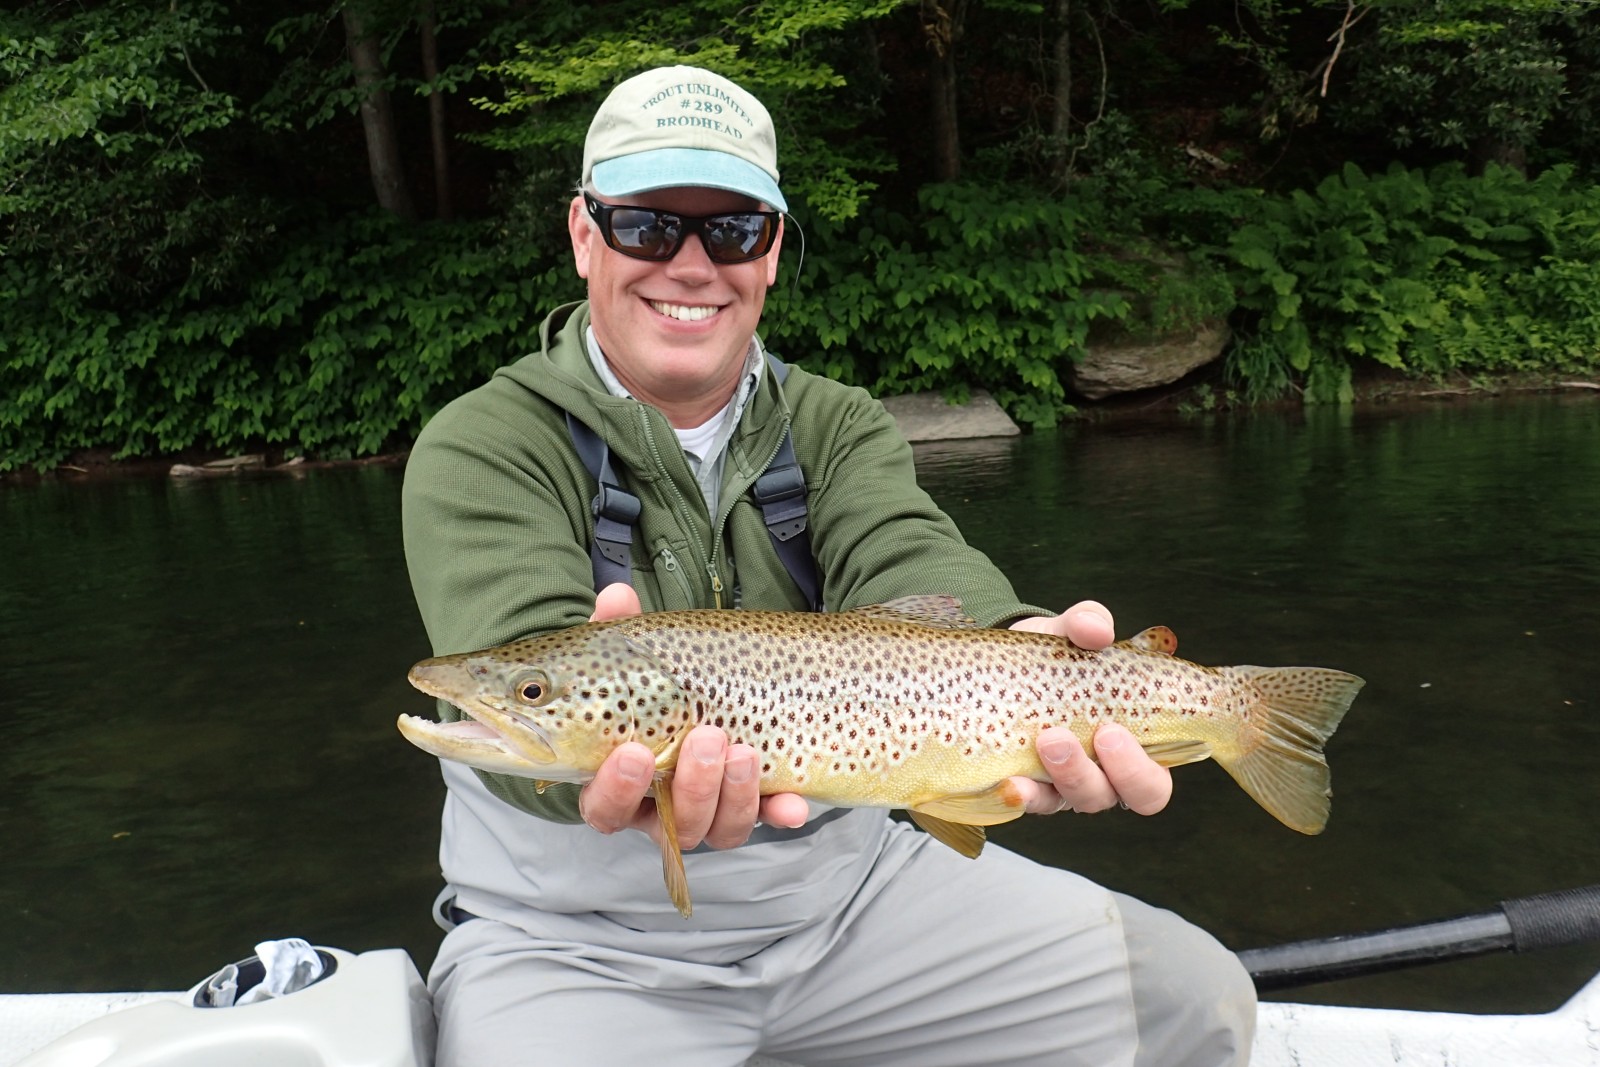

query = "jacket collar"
[[498, 301, 793, 488]]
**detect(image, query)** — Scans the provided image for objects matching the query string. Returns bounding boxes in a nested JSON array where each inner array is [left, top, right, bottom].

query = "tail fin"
[[1217, 666, 1364, 834]]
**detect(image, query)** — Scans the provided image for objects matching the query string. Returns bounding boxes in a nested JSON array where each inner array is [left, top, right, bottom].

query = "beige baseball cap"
[[581, 65, 787, 211]]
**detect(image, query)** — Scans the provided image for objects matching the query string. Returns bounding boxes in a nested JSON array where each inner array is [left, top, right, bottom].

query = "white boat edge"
[[3, 947, 1599, 1067]]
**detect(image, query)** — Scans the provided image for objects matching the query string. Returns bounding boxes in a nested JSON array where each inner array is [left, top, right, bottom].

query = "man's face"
[[569, 186, 784, 429]]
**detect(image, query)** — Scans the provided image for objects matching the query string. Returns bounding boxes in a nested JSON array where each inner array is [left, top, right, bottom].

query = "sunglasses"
[[584, 193, 781, 265]]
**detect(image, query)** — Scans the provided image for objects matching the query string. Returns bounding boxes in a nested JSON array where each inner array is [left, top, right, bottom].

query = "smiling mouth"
[[649, 299, 721, 322]]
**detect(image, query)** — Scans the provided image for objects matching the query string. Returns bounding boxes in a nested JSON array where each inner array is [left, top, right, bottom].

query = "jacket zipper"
[[637, 397, 794, 612], [655, 547, 697, 607], [707, 413, 793, 612], [639, 406, 726, 608]]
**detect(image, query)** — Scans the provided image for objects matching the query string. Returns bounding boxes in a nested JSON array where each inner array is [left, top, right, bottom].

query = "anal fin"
[[912, 780, 1029, 826], [651, 774, 693, 918], [907, 811, 988, 858], [908, 780, 1028, 856], [1141, 739, 1214, 768]]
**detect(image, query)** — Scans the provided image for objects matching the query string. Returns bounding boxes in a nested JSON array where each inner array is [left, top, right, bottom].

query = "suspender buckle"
[[592, 484, 642, 524], [752, 465, 807, 541]]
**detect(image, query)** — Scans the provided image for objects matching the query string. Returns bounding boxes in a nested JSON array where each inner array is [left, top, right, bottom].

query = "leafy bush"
[[6, 160, 1598, 471], [0, 213, 575, 472], [767, 180, 1235, 427], [1195, 161, 1600, 401]]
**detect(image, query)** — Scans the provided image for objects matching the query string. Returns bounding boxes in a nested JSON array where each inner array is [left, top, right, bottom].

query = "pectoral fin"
[[651, 775, 693, 918], [1141, 740, 1214, 768]]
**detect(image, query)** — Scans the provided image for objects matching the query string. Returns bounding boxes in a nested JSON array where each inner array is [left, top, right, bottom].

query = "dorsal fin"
[[847, 595, 978, 629], [1123, 625, 1179, 655]]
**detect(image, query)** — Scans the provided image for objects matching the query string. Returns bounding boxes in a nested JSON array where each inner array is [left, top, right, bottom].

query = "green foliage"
[[1186, 0, 1593, 167], [473, 0, 909, 220], [1331, 0, 1582, 163], [258, 0, 563, 135], [1192, 161, 1600, 401], [0, 1, 282, 301], [0, 214, 574, 472], [765, 181, 1233, 428], [4, 0, 1600, 472]]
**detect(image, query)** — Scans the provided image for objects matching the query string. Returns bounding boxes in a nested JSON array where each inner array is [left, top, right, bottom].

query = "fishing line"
[[764, 212, 807, 348]]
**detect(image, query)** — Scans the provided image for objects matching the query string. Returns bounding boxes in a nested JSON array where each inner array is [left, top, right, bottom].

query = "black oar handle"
[[1501, 884, 1600, 951], [1239, 884, 1600, 991]]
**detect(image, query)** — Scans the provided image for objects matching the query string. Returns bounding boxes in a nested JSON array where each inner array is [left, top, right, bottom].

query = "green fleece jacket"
[[401, 301, 1046, 820]]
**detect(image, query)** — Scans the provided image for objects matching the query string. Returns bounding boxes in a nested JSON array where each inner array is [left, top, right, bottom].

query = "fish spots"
[[427, 607, 1258, 800]]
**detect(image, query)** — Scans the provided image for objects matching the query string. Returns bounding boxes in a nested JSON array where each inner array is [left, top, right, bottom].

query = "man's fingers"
[[669, 726, 731, 849], [1093, 724, 1173, 815], [581, 725, 782, 851], [1008, 599, 1116, 651], [577, 741, 656, 834], [702, 744, 762, 849], [1061, 600, 1114, 650], [757, 792, 810, 829], [1036, 726, 1119, 813], [591, 582, 643, 621]]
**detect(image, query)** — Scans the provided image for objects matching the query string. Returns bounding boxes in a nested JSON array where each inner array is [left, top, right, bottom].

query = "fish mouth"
[[469, 699, 561, 764], [396, 714, 589, 783], [405, 661, 561, 765]]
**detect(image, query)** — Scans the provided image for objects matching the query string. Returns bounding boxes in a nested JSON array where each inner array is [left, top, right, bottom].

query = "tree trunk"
[[343, 5, 416, 220], [1050, 0, 1072, 180], [418, 0, 453, 220], [1472, 136, 1528, 177], [921, 0, 965, 182]]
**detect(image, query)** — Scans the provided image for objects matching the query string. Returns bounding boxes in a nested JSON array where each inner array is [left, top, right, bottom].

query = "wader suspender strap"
[[566, 411, 641, 593], [565, 354, 823, 611], [752, 358, 823, 612]]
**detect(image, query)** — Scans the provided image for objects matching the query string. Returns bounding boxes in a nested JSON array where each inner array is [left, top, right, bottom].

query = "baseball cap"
[[581, 65, 787, 212]]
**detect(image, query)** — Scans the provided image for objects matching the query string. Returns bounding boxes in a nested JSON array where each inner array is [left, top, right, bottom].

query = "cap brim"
[[591, 148, 787, 212]]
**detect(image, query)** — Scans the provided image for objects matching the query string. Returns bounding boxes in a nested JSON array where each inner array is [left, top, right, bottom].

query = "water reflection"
[[2, 395, 1596, 1014]]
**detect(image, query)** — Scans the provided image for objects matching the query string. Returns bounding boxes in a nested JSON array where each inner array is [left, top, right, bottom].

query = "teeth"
[[650, 300, 719, 322]]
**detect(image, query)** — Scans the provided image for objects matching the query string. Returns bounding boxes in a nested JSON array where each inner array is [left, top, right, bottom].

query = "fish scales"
[[399, 595, 1364, 916], [620, 608, 1247, 809]]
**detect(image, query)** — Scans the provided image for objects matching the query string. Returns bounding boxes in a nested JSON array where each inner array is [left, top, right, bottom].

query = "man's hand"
[[576, 583, 809, 849], [1008, 601, 1173, 817]]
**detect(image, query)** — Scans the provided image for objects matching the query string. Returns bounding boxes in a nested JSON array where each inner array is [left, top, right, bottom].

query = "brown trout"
[[399, 596, 1363, 916]]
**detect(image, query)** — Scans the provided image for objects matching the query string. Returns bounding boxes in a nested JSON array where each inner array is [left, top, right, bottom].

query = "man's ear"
[[765, 217, 785, 287], [569, 195, 593, 279]]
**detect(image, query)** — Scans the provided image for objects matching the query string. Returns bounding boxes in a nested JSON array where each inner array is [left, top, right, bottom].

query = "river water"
[[3, 394, 1597, 1015]]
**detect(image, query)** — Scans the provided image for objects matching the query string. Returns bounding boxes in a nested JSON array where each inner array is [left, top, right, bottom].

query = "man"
[[402, 64, 1254, 1067]]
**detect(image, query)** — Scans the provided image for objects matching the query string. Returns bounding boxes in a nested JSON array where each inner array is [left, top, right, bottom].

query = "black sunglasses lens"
[[604, 207, 681, 260], [589, 197, 776, 263], [703, 215, 775, 263]]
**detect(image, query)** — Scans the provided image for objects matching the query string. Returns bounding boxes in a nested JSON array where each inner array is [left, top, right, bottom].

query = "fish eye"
[[511, 670, 553, 706]]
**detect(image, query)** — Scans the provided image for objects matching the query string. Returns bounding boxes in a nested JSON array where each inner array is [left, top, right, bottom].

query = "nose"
[[664, 229, 718, 282]]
